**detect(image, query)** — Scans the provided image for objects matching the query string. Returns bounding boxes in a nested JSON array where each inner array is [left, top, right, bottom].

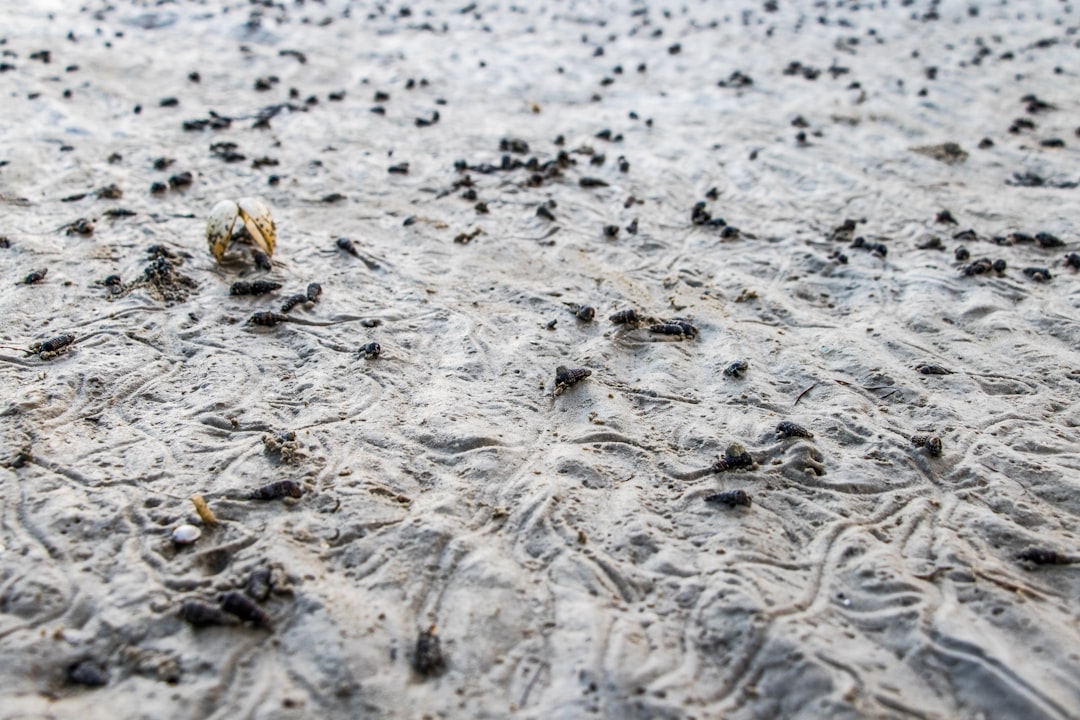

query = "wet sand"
[[1, 1, 1079, 718]]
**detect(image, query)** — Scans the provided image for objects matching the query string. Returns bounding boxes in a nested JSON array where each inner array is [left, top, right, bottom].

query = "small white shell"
[[172, 524, 202, 545]]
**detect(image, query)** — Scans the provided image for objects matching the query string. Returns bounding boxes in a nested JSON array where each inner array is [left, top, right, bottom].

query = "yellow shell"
[[206, 196, 276, 263]]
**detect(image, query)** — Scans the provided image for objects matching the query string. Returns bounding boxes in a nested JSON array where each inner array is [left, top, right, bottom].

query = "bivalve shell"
[[172, 524, 202, 545]]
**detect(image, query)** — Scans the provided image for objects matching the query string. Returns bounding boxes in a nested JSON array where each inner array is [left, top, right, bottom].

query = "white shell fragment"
[[205, 196, 276, 263], [172, 524, 202, 545]]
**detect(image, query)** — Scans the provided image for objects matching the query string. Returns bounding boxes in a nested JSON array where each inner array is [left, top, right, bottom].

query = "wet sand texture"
[[1, 1, 1079, 718]]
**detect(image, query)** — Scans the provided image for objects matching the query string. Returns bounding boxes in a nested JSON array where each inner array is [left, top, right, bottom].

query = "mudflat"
[[1, 2, 1078, 718]]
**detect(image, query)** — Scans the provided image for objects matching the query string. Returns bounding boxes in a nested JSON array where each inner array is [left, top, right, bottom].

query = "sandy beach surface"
[[1, 1, 1079, 718]]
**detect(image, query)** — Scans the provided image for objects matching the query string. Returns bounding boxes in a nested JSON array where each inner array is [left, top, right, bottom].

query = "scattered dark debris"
[[609, 308, 640, 326], [64, 218, 94, 236], [912, 142, 967, 165], [388, 162, 410, 174], [1022, 267, 1052, 282], [252, 102, 308, 129], [911, 434, 943, 457], [249, 479, 303, 501], [500, 137, 529, 154], [828, 218, 860, 242], [776, 421, 813, 439], [711, 443, 753, 472], [916, 236, 944, 250], [960, 257, 1008, 277], [249, 311, 290, 326], [180, 600, 237, 627], [68, 660, 108, 687], [415, 110, 439, 127], [103, 208, 136, 218], [978, 137, 994, 149], [253, 250, 272, 272], [536, 203, 556, 221], [111, 248, 199, 303], [625, 218, 638, 235], [717, 70, 753, 88], [554, 365, 591, 396], [453, 228, 482, 244], [1004, 232, 1034, 245], [3, 445, 33, 469], [230, 280, 281, 296], [579, 177, 609, 188], [1033, 232, 1063, 248], [1009, 117, 1036, 133], [573, 305, 595, 322], [723, 360, 748, 379], [603, 224, 619, 238], [219, 591, 272, 628], [1016, 548, 1074, 566], [1022, 94, 1056, 114], [691, 201, 725, 227], [181, 113, 231, 132], [954, 247, 970, 261], [411, 626, 446, 676], [210, 141, 245, 163], [280, 293, 309, 313], [783, 60, 821, 80], [850, 236, 887, 257], [246, 567, 273, 602], [649, 320, 698, 339], [1007, 172, 1078, 189], [279, 49, 307, 64], [27, 333, 76, 360], [322, 192, 346, 203], [280, 282, 317, 313], [936, 210, 957, 225], [1040, 138, 1065, 149], [336, 237, 360, 256], [916, 364, 953, 375], [21, 268, 48, 285], [359, 341, 382, 359], [704, 489, 752, 508], [168, 171, 193, 189], [95, 184, 122, 200]]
